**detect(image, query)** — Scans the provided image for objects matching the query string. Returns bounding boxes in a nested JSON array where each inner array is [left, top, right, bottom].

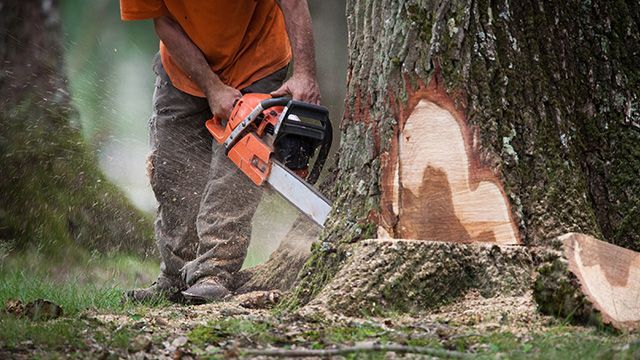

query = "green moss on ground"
[[188, 319, 279, 348]]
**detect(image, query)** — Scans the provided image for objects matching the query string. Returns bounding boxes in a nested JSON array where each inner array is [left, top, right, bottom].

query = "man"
[[120, 0, 320, 303]]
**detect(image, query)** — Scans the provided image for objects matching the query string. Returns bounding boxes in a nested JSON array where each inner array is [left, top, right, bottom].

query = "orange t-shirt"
[[120, 0, 291, 97]]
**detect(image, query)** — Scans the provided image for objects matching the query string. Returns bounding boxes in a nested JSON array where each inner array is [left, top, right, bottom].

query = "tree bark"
[[281, 0, 640, 323], [0, 1, 154, 256]]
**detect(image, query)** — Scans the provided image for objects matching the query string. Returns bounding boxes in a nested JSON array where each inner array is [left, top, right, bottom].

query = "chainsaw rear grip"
[[207, 97, 289, 144], [207, 116, 227, 144]]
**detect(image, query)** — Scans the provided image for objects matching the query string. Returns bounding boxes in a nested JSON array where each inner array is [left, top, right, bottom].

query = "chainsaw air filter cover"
[[273, 101, 332, 185]]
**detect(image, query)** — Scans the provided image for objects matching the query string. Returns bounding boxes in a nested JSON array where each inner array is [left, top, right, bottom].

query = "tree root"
[[239, 344, 472, 358]]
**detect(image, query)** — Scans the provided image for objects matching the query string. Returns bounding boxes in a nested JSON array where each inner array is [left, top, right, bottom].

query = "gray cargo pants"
[[148, 54, 288, 290]]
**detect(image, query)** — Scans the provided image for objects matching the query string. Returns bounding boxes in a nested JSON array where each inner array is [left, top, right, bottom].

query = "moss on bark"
[[305, 239, 534, 317], [533, 239, 606, 328]]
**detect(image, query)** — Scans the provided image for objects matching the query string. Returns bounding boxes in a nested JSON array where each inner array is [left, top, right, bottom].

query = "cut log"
[[305, 239, 533, 316], [379, 75, 521, 245], [534, 233, 640, 331]]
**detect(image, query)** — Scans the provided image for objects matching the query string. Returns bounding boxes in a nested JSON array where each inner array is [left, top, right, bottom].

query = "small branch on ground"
[[239, 344, 472, 358]]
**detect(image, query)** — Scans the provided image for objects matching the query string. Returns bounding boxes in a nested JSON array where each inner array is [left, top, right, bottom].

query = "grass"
[[1, 248, 638, 359], [186, 318, 639, 359], [0, 317, 88, 351], [0, 271, 124, 316], [0, 249, 164, 352], [472, 327, 640, 359], [0, 250, 160, 314], [324, 323, 388, 344]]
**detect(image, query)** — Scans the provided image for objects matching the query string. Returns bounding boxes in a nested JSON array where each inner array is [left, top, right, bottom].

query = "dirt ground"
[[6, 289, 637, 359]]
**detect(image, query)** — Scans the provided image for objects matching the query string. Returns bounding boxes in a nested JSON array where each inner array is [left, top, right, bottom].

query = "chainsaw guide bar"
[[268, 161, 332, 226]]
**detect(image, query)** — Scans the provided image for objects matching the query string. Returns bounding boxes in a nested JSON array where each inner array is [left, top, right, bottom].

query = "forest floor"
[[1, 252, 639, 359]]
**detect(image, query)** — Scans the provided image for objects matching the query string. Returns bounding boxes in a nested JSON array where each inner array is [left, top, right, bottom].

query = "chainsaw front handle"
[[274, 100, 332, 185]]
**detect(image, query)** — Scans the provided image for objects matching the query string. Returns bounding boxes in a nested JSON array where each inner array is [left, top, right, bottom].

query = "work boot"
[[181, 278, 231, 304], [123, 276, 184, 304]]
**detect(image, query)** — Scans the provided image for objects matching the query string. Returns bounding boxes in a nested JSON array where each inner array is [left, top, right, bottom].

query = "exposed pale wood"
[[563, 233, 640, 330], [382, 94, 520, 245]]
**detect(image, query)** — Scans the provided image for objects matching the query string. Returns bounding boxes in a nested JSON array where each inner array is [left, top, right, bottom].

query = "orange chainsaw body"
[[205, 93, 284, 186]]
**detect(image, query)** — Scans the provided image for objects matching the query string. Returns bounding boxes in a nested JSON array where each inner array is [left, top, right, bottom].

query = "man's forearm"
[[276, 0, 317, 78], [153, 16, 223, 94], [272, 0, 320, 103]]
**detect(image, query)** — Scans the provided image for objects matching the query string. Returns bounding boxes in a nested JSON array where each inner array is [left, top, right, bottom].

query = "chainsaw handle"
[[260, 97, 290, 109], [206, 98, 243, 144], [274, 99, 332, 185], [307, 114, 332, 185], [205, 116, 227, 144]]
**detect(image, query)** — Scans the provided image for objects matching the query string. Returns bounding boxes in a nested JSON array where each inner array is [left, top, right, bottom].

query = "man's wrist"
[[199, 71, 225, 96], [292, 67, 316, 81]]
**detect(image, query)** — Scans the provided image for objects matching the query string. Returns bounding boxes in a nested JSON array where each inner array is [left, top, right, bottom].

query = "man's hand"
[[276, 0, 321, 104], [271, 73, 320, 104], [206, 83, 242, 120]]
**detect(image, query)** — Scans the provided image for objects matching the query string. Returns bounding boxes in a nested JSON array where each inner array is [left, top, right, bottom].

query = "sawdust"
[[299, 290, 547, 337], [5, 289, 634, 359], [411, 291, 547, 333]]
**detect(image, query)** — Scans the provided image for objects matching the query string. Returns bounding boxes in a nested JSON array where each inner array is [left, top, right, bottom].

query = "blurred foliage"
[[0, 100, 154, 255], [60, 0, 160, 211], [61, 0, 157, 143]]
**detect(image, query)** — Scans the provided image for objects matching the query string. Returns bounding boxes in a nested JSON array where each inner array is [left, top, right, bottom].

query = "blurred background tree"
[[0, 0, 154, 260]]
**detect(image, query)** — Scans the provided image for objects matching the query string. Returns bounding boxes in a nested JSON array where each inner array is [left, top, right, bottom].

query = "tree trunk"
[[281, 0, 640, 326], [0, 1, 154, 256]]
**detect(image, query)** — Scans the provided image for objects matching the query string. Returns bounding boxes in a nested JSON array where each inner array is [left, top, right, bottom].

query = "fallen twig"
[[241, 344, 472, 358]]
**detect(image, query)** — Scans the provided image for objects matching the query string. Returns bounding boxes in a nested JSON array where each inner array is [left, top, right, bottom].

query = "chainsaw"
[[205, 93, 332, 227]]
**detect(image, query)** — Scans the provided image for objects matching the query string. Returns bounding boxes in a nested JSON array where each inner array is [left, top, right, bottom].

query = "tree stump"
[[306, 239, 533, 316]]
